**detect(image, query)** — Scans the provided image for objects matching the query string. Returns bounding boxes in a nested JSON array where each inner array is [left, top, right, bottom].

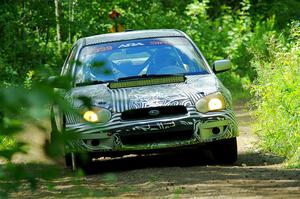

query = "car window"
[[75, 37, 209, 84], [62, 45, 79, 76], [110, 51, 150, 65]]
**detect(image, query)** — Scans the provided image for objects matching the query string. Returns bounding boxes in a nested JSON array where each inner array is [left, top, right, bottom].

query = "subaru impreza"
[[50, 29, 238, 171]]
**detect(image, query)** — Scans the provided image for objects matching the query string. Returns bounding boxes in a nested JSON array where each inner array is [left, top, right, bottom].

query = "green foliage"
[[1, 0, 300, 101], [0, 72, 78, 197], [251, 22, 300, 167], [0, 136, 16, 151], [183, 0, 258, 98]]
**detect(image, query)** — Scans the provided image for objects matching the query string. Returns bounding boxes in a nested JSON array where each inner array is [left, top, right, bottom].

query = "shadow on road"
[[77, 149, 286, 174], [0, 150, 286, 177]]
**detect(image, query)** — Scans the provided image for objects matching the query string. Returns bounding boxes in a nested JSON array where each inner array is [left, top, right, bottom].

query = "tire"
[[211, 137, 237, 164], [65, 153, 72, 167], [50, 108, 58, 133], [72, 152, 93, 173], [51, 109, 71, 167]]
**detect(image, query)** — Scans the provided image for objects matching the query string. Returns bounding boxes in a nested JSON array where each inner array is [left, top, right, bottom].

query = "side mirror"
[[47, 76, 59, 83], [212, 59, 231, 74], [47, 75, 71, 89]]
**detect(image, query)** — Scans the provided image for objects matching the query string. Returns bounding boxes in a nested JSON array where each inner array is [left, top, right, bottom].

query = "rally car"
[[50, 29, 239, 171]]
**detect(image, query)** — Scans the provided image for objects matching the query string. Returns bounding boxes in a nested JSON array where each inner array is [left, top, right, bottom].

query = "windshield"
[[75, 37, 209, 84]]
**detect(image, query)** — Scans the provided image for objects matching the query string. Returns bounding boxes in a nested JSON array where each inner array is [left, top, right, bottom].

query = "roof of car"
[[82, 29, 184, 46]]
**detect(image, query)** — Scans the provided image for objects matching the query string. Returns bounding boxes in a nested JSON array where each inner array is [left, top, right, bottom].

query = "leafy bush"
[[0, 136, 15, 151], [0, 73, 82, 197], [251, 22, 300, 167]]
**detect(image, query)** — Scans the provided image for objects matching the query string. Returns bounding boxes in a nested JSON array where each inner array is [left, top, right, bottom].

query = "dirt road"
[[6, 105, 300, 198]]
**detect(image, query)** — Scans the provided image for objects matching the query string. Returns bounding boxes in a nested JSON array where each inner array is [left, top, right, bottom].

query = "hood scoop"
[[109, 76, 185, 89]]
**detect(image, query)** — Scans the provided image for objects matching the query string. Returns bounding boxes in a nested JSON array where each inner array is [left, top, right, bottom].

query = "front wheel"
[[211, 138, 237, 164], [65, 153, 72, 167], [70, 152, 93, 173]]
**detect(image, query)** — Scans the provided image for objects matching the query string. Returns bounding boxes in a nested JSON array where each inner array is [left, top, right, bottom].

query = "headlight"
[[83, 110, 99, 122], [82, 107, 111, 123], [196, 92, 225, 113]]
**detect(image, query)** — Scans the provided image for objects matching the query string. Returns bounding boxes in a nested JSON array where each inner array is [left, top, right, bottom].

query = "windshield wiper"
[[117, 74, 185, 81], [76, 80, 116, 87]]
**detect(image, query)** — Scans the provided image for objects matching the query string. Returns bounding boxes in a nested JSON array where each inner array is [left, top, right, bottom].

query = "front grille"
[[120, 129, 194, 145], [121, 106, 188, 120]]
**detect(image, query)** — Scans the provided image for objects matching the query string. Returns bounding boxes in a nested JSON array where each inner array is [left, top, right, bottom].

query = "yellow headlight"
[[208, 98, 223, 110], [83, 110, 99, 122], [82, 107, 111, 123], [196, 92, 225, 113]]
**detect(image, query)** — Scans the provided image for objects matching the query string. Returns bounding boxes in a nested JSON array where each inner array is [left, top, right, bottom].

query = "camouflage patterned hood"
[[69, 74, 221, 112]]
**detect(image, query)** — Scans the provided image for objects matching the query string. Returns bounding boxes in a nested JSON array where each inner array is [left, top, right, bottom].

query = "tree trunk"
[[54, 0, 62, 57], [22, 0, 26, 71], [68, 0, 74, 45]]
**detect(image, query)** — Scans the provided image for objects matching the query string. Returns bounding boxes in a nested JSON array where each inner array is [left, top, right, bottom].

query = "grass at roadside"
[[250, 23, 300, 168], [231, 89, 251, 105]]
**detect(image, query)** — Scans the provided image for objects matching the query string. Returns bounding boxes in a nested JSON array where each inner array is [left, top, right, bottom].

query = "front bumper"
[[65, 107, 238, 153]]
